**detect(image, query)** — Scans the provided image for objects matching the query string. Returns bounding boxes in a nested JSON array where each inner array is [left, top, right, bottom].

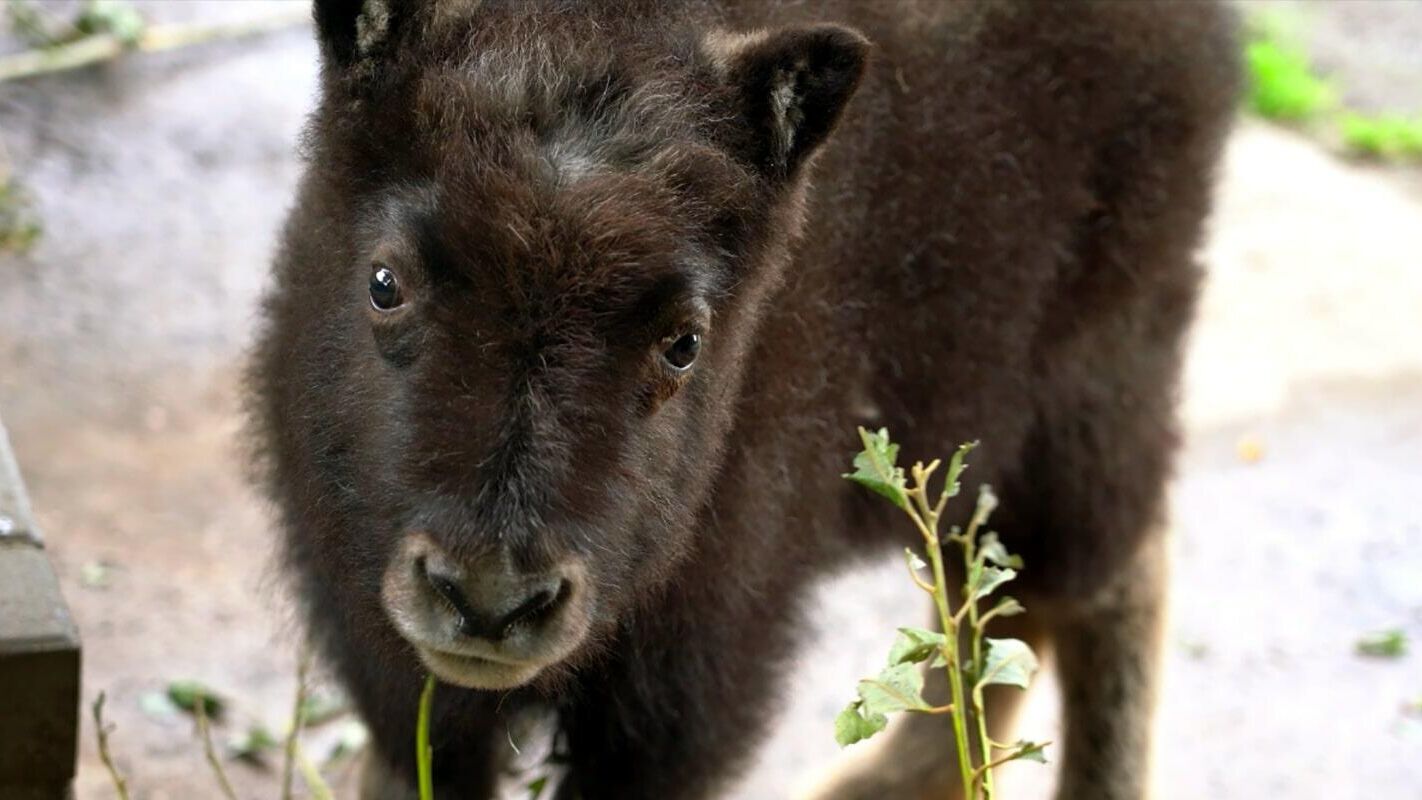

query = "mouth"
[[414, 645, 550, 689]]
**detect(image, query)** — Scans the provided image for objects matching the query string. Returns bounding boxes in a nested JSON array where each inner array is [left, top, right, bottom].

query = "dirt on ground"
[[0, 3, 1418, 799]]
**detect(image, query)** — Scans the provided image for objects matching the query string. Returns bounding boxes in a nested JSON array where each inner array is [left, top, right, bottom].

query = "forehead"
[[343, 6, 749, 294]]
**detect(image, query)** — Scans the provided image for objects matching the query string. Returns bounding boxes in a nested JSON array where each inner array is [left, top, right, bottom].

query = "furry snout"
[[380, 532, 594, 689]]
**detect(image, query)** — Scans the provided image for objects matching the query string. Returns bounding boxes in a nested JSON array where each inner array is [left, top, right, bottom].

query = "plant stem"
[[975, 748, 1030, 778], [296, 740, 336, 800], [907, 475, 977, 800], [960, 515, 996, 799], [417, 674, 437, 800], [0, 9, 308, 83], [927, 535, 976, 799], [282, 647, 313, 800], [195, 701, 239, 800], [91, 693, 131, 800]]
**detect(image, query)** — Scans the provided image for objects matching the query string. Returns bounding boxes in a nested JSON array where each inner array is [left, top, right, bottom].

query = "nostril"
[[423, 562, 475, 622], [493, 578, 569, 639]]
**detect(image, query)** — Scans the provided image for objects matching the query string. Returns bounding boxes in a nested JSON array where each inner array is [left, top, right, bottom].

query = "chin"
[[416, 647, 549, 690]]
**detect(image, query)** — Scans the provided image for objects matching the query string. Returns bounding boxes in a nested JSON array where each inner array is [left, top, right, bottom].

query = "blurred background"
[[0, 1, 1418, 798]]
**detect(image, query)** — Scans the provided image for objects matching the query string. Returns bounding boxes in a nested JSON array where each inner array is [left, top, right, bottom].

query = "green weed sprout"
[[1340, 114, 1422, 161], [1244, 30, 1334, 121], [1242, 13, 1422, 164], [836, 428, 1047, 800], [92, 693, 131, 800], [417, 674, 437, 800]]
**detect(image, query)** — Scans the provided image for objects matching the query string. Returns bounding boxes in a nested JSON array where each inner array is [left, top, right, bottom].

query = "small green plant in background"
[[1245, 31, 1334, 121], [5, 0, 145, 48], [1340, 114, 1422, 160], [73, 0, 146, 46], [1356, 628, 1409, 659], [0, 175, 42, 255], [1243, 12, 1422, 164], [836, 428, 1047, 800], [165, 679, 226, 719], [93, 649, 344, 800], [92, 693, 131, 800]]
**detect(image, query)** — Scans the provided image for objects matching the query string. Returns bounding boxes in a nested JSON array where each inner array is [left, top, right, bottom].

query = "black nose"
[[421, 558, 568, 641]]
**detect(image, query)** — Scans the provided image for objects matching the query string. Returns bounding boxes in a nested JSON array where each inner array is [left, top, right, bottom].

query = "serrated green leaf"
[[227, 725, 279, 764], [858, 662, 932, 715], [940, 441, 977, 501], [138, 690, 178, 719], [987, 596, 1025, 618], [166, 680, 226, 720], [973, 565, 1017, 600], [1356, 629, 1408, 658], [978, 638, 1039, 691], [905, 548, 927, 572], [977, 531, 1023, 569], [834, 700, 888, 747], [76, 0, 146, 46], [80, 560, 113, 588], [888, 627, 948, 667], [325, 720, 369, 766], [299, 691, 350, 727], [1007, 739, 1049, 764], [844, 427, 909, 510], [973, 484, 999, 521], [959, 658, 978, 687]]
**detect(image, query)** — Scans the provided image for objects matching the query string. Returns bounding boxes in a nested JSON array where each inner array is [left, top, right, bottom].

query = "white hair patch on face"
[[701, 29, 771, 76], [770, 61, 807, 155], [356, 0, 391, 56], [544, 140, 602, 185]]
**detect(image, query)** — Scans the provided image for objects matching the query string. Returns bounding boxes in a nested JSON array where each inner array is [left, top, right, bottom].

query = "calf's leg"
[[1049, 532, 1167, 800]]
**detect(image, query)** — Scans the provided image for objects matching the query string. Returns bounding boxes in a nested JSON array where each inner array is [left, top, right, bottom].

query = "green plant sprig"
[[417, 674, 437, 800], [1243, 15, 1422, 163], [836, 427, 1047, 800]]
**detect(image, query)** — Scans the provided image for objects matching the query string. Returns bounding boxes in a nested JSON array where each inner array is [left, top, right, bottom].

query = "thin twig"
[[904, 462, 976, 800], [196, 701, 239, 800], [906, 563, 937, 593], [282, 646, 314, 800], [295, 740, 336, 800], [976, 600, 1020, 630], [961, 525, 996, 797], [91, 692, 132, 800], [973, 753, 1017, 778], [0, 10, 308, 83]]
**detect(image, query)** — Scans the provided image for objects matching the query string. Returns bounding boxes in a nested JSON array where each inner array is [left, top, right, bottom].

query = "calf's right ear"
[[704, 24, 871, 181], [313, 0, 411, 69]]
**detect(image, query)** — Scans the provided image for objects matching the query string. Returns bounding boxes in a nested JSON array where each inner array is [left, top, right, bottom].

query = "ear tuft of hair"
[[708, 24, 871, 180], [314, 0, 399, 69]]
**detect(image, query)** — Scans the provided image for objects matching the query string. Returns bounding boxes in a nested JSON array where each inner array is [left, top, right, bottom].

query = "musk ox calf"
[[248, 0, 1237, 797]]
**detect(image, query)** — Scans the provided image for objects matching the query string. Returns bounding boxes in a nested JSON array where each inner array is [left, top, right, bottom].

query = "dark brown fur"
[[248, 1, 1238, 797]]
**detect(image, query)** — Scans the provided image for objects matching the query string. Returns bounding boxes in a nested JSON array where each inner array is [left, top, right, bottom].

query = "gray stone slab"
[[0, 416, 40, 546], [0, 416, 80, 798]]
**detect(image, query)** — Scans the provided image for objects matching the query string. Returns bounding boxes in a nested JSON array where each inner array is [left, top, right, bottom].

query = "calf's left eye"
[[369, 266, 403, 311], [663, 333, 701, 371]]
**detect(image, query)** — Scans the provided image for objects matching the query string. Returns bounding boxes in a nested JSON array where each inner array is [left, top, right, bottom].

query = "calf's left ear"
[[705, 24, 871, 180], [313, 0, 413, 70]]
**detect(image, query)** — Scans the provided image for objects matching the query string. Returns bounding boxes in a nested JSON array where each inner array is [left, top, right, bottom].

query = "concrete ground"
[[0, 3, 1418, 798]]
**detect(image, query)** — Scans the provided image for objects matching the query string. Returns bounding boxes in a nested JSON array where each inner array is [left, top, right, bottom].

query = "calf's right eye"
[[663, 332, 701, 371], [369, 266, 404, 311]]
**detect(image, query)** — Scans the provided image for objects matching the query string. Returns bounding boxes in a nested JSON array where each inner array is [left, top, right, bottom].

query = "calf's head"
[[293, 0, 867, 689]]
